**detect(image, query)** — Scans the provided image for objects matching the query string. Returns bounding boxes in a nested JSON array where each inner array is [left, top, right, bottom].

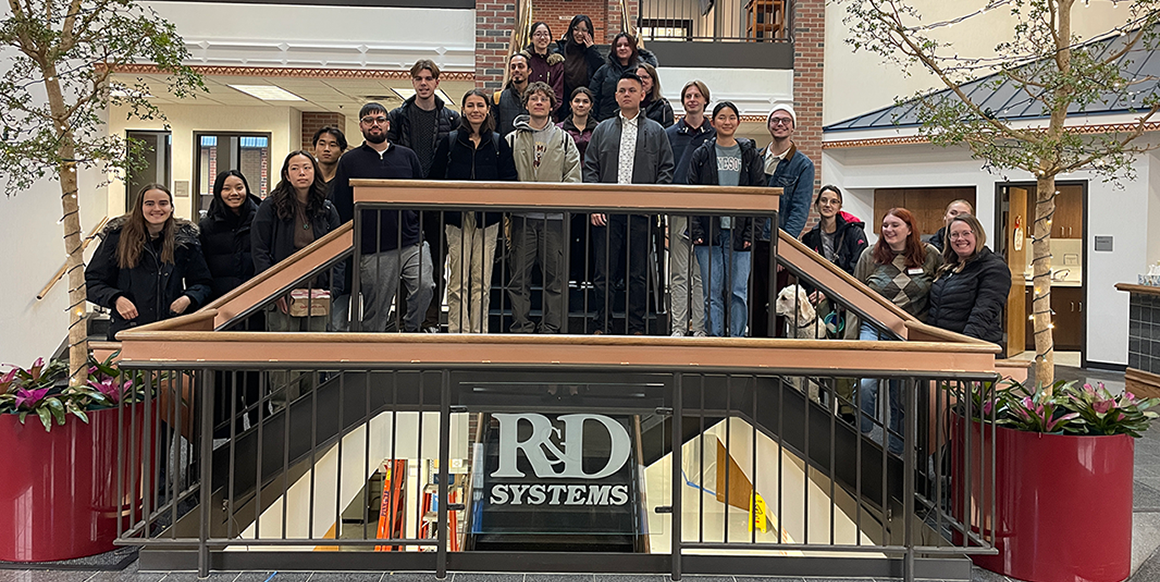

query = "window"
[[194, 132, 271, 219]]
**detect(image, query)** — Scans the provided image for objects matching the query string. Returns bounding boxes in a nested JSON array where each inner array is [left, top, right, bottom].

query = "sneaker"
[[693, 330, 708, 337], [671, 330, 686, 337], [423, 326, 440, 334]]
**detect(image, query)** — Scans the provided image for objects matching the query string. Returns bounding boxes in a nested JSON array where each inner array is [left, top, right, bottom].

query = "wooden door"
[[1005, 186, 1028, 357]]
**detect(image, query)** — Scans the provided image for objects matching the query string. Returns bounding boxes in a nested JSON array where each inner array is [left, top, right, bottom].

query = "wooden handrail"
[[201, 222, 353, 329], [351, 180, 781, 214], [114, 332, 1000, 376], [38, 216, 109, 300]]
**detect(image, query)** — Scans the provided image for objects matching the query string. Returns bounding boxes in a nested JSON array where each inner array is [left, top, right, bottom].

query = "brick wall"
[[531, 0, 608, 45], [300, 111, 346, 153], [476, 1, 518, 90], [792, 0, 824, 231]]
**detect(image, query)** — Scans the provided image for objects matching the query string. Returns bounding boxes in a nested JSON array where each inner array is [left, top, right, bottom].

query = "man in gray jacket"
[[506, 82, 582, 333], [583, 71, 675, 335]]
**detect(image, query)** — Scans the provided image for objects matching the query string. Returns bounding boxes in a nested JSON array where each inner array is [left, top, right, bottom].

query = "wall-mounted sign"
[[468, 413, 642, 550]]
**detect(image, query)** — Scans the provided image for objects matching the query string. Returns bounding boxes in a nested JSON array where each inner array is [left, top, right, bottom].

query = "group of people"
[[85, 26, 1011, 360]]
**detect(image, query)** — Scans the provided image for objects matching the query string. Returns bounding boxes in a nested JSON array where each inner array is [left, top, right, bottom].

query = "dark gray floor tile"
[[526, 575, 591, 582], [968, 566, 1018, 582], [1136, 482, 1160, 511], [1134, 513, 1160, 573], [82, 573, 166, 582], [733, 577, 805, 582], [159, 573, 240, 582], [380, 574, 443, 582], [592, 576, 668, 582], [451, 574, 523, 582], [233, 573, 311, 582], [0, 572, 99, 582], [308, 573, 383, 582], [678, 577, 733, 582]]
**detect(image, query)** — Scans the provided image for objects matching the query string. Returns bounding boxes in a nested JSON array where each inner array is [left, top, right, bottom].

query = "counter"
[[1116, 283, 1160, 399]]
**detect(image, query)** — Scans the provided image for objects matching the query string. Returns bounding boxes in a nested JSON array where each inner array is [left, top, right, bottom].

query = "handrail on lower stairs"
[[38, 216, 109, 300]]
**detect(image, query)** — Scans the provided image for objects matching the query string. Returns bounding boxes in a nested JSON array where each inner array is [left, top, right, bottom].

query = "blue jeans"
[[695, 241, 751, 337], [859, 323, 904, 455]]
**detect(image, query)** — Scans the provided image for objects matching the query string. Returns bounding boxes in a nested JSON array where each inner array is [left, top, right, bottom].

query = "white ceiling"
[[112, 73, 475, 113]]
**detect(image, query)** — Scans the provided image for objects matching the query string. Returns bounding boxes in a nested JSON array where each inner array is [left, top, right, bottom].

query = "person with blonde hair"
[[927, 213, 1011, 343], [927, 198, 974, 252]]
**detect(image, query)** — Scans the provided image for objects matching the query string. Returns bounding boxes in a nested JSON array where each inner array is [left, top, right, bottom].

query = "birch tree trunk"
[[1032, 174, 1056, 385], [43, 65, 90, 387]]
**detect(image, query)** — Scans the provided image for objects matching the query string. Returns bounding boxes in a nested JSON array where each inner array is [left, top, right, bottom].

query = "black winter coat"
[[387, 95, 461, 173], [686, 138, 765, 251], [251, 198, 344, 292], [927, 246, 1012, 343], [925, 225, 948, 253], [199, 194, 261, 299], [643, 97, 674, 128], [428, 129, 518, 227], [590, 48, 658, 121], [86, 218, 212, 340], [801, 212, 869, 275], [553, 39, 605, 120]]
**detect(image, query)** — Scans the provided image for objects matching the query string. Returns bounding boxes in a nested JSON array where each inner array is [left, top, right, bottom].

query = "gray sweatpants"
[[359, 241, 435, 333]]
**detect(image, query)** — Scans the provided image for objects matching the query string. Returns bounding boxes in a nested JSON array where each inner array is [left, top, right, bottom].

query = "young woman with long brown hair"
[[852, 207, 942, 454], [86, 184, 212, 340]]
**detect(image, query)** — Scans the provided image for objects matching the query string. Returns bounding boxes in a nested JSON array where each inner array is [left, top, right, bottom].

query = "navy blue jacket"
[[665, 117, 716, 186]]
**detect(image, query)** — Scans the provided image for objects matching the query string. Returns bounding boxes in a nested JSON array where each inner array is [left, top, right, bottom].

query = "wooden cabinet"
[[1025, 286, 1084, 352], [873, 187, 976, 239], [1026, 184, 1082, 239]]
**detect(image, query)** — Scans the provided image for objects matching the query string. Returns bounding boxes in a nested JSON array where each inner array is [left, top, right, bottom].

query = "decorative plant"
[[1, 352, 139, 431], [964, 378, 1160, 438]]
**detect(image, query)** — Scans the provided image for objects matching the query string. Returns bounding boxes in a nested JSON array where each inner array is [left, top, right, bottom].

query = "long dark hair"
[[269, 151, 329, 222], [611, 31, 639, 67], [872, 207, 927, 268], [117, 183, 176, 269], [458, 88, 496, 136], [562, 14, 595, 46], [211, 170, 251, 210]]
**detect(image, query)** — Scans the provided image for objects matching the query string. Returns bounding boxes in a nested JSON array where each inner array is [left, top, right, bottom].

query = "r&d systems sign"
[[488, 413, 632, 507]]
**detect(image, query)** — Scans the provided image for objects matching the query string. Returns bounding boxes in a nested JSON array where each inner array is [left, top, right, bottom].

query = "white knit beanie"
[[768, 103, 797, 126]]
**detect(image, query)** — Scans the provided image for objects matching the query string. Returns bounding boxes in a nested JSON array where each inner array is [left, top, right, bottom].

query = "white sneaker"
[[671, 329, 686, 337]]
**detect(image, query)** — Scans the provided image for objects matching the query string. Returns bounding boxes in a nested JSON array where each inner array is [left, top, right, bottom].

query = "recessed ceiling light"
[[228, 85, 305, 101]]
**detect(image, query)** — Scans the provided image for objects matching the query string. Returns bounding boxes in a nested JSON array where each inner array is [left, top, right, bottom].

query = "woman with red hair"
[[852, 207, 942, 455]]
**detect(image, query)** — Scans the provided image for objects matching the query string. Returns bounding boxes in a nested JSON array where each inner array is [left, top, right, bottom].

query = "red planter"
[[954, 417, 1134, 582], [0, 403, 145, 562]]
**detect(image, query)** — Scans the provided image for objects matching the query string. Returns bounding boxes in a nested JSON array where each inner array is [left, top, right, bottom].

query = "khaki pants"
[[445, 215, 499, 333]]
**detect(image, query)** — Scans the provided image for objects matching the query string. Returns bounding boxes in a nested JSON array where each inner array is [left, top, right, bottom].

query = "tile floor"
[[2, 366, 1154, 582]]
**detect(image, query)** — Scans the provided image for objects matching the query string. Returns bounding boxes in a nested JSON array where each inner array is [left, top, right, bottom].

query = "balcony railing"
[[639, 0, 792, 43], [107, 182, 1005, 582]]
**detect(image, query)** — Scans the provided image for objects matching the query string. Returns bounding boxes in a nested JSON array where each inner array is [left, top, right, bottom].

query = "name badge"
[[907, 267, 924, 275]]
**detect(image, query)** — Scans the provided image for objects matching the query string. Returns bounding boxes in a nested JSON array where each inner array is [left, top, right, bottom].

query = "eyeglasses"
[[533, 31, 551, 38], [361, 116, 388, 125], [949, 232, 975, 240], [769, 117, 793, 127]]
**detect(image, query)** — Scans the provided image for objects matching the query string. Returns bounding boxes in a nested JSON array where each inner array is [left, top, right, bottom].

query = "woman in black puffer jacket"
[[199, 170, 261, 300], [589, 32, 658, 121], [87, 184, 212, 340], [928, 213, 1012, 343]]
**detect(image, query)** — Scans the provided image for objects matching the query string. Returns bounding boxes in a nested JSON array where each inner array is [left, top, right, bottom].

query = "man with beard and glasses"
[[330, 102, 435, 333]]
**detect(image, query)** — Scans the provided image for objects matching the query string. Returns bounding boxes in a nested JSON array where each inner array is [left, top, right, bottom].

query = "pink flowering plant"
[[1, 352, 139, 431], [981, 379, 1160, 437]]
